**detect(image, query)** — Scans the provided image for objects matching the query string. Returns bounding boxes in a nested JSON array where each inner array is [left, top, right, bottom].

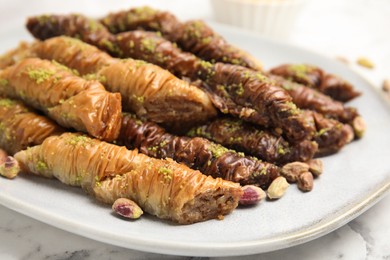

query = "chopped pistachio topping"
[[0, 78, 8, 87], [209, 143, 229, 158], [0, 122, 12, 140], [230, 58, 242, 65], [200, 60, 213, 70], [83, 73, 106, 83], [51, 60, 79, 75], [183, 21, 203, 39], [216, 85, 229, 98], [132, 6, 157, 17], [252, 167, 268, 178], [228, 136, 243, 143], [132, 94, 145, 104], [281, 101, 300, 115], [0, 98, 16, 108], [64, 37, 87, 51], [281, 81, 295, 90], [199, 60, 215, 78], [140, 38, 157, 53], [147, 145, 158, 152], [36, 160, 48, 172], [254, 73, 268, 82], [277, 141, 291, 156], [237, 152, 245, 157], [133, 59, 147, 69], [158, 166, 173, 181], [100, 39, 123, 56], [187, 127, 212, 139], [235, 83, 244, 96], [316, 128, 329, 137], [201, 37, 212, 44], [94, 175, 102, 187], [288, 64, 312, 80], [37, 15, 53, 25], [125, 113, 144, 126], [75, 175, 82, 184], [66, 135, 92, 146], [159, 140, 168, 147], [88, 19, 104, 32], [27, 68, 55, 84]]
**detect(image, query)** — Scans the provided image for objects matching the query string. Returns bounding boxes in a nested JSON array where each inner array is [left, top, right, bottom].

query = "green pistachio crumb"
[[27, 68, 55, 84], [277, 146, 286, 155], [140, 38, 157, 53], [66, 135, 91, 146], [36, 160, 48, 172], [51, 60, 79, 75], [209, 143, 229, 158], [158, 166, 173, 181], [288, 64, 312, 81], [133, 95, 145, 104], [281, 82, 295, 90], [252, 167, 267, 178], [83, 73, 107, 83], [88, 19, 104, 32], [0, 98, 16, 108], [100, 39, 123, 56], [235, 83, 244, 96], [0, 78, 8, 87], [316, 128, 329, 137], [201, 37, 212, 44]]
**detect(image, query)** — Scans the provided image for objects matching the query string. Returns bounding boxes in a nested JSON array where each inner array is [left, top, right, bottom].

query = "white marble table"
[[0, 0, 389, 259]]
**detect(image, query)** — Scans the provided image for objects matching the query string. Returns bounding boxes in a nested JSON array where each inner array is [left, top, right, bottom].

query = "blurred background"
[[0, 0, 389, 87]]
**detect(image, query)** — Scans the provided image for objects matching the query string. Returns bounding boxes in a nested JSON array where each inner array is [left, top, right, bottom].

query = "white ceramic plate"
[[1, 22, 390, 257]]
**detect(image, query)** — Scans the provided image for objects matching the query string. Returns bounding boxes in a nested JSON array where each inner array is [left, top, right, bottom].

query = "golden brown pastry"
[[198, 62, 316, 142], [0, 98, 64, 155], [0, 41, 32, 69], [6, 37, 217, 131], [114, 30, 200, 79], [303, 110, 354, 156], [270, 64, 361, 102], [119, 113, 280, 189], [0, 58, 122, 141], [99, 7, 263, 70], [270, 74, 359, 125], [23, 16, 339, 141], [187, 117, 318, 165], [14, 133, 243, 224]]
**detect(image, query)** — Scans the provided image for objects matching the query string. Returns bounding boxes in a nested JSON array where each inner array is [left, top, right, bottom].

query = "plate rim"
[[1, 179, 389, 256]]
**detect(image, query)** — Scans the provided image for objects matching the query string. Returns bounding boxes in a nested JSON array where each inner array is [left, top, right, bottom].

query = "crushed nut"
[[267, 176, 289, 199], [357, 57, 374, 69], [0, 150, 20, 179], [281, 162, 309, 183], [297, 172, 314, 192], [382, 79, 390, 93], [239, 185, 266, 205], [112, 198, 143, 219], [343, 124, 355, 144], [352, 116, 366, 139], [335, 56, 349, 65], [307, 159, 323, 177]]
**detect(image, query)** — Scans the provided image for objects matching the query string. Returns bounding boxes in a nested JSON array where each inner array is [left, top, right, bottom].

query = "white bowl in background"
[[211, 0, 309, 40]]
